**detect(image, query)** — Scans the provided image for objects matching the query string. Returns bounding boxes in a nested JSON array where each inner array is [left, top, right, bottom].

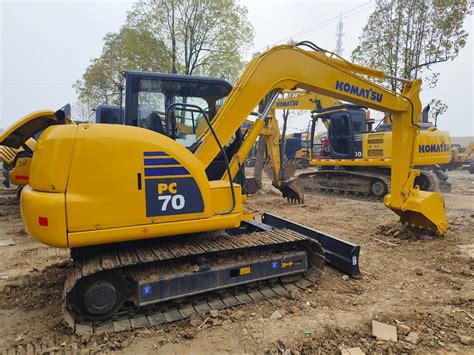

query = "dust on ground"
[[0, 170, 472, 354]]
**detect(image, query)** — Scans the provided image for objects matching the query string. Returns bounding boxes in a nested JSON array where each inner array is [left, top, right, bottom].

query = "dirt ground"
[[0, 169, 472, 354]]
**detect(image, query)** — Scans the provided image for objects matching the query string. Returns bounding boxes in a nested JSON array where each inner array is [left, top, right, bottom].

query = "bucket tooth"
[[278, 178, 305, 204], [384, 190, 448, 235]]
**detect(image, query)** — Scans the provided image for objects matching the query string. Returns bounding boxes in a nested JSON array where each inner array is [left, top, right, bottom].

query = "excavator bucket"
[[278, 177, 305, 204], [384, 189, 448, 235], [264, 160, 299, 179]]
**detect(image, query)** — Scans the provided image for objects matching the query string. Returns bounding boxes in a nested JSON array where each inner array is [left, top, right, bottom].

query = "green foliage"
[[429, 98, 448, 117], [74, 26, 169, 107], [75, 0, 254, 107], [352, 0, 471, 92]]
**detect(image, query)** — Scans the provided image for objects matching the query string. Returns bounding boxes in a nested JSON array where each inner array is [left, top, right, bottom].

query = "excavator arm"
[[196, 44, 447, 234]]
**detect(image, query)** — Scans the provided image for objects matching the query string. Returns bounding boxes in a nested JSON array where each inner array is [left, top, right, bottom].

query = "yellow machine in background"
[[0, 107, 72, 195], [1, 42, 448, 333], [448, 141, 474, 171], [1, 138, 36, 194], [269, 90, 453, 197], [300, 104, 452, 198], [273, 90, 339, 167]]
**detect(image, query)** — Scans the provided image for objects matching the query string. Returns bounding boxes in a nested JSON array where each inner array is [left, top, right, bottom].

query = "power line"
[[251, 0, 374, 54]]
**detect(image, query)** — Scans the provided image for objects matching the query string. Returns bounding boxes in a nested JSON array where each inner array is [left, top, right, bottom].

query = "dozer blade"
[[278, 177, 305, 204], [384, 190, 448, 235]]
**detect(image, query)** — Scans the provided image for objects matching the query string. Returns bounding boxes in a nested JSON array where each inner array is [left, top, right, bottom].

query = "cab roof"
[[123, 71, 233, 99]]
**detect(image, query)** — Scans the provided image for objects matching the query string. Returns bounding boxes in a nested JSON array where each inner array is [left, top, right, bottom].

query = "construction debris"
[[270, 310, 283, 320], [372, 320, 397, 341], [404, 332, 420, 345], [0, 239, 15, 247], [341, 347, 365, 355]]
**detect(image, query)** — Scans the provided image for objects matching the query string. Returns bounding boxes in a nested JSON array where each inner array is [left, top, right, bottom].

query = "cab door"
[[328, 113, 354, 159]]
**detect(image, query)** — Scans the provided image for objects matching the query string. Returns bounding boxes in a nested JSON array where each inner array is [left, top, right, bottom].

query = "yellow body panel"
[[21, 185, 68, 247], [9, 157, 32, 185], [21, 124, 244, 248], [312, 129, 451, 166], [29, 125, 76, 193], [68, 213, 243, 248]]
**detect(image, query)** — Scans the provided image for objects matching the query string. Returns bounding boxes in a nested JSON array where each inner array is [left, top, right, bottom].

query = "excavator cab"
[[124, 71, 232, 144], [328, 112, 354, 158], [123, 71, 248, 184], [310, 105, 367, 160]]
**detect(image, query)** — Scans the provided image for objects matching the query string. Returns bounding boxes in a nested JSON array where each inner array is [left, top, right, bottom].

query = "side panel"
[[364, 130, 451, 165], [21, 185, 68, 248], [66, 124, 213, 235], [29, 125, 77, 193]]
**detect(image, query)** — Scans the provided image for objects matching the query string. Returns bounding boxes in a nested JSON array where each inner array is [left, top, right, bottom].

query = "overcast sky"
[[1, 0, 472, 136]]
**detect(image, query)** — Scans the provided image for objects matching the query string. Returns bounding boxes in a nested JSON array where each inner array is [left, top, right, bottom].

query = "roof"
[[124, 71, 233, 99]]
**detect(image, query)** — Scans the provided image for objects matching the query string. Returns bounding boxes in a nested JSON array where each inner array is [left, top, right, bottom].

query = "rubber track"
[[420, 169, 452, 193], [299, 171, 391, 202], [63, 229, 324, 335], [419, 170, 439, 192], [302, 169, 451, 202]]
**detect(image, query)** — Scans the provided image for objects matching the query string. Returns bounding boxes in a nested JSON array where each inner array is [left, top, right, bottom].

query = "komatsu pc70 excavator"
[[0, 42, 448, 333]]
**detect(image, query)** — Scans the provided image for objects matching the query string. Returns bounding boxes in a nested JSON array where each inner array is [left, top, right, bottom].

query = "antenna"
[[335, 14, 344, 56]]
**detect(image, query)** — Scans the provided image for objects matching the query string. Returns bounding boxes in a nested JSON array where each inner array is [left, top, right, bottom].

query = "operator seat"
[[150, 112, 165, 135]]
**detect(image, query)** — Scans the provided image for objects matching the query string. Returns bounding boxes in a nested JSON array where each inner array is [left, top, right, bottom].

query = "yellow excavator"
[[0, 106, 72, 195], [273, 90, 339, 168], [269, 89, 452, 198], [1, 139, 36, 195], [0, 42, 448, 334], [448, 141, 474, 171], [301, 103, 452, 199]]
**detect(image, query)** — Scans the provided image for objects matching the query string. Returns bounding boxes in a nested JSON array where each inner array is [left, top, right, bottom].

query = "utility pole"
[[335, 15, 344, 56]]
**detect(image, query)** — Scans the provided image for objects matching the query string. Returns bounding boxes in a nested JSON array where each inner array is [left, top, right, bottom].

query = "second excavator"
[[1, 42, 448, 334], [269, 90, 452, 199]]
